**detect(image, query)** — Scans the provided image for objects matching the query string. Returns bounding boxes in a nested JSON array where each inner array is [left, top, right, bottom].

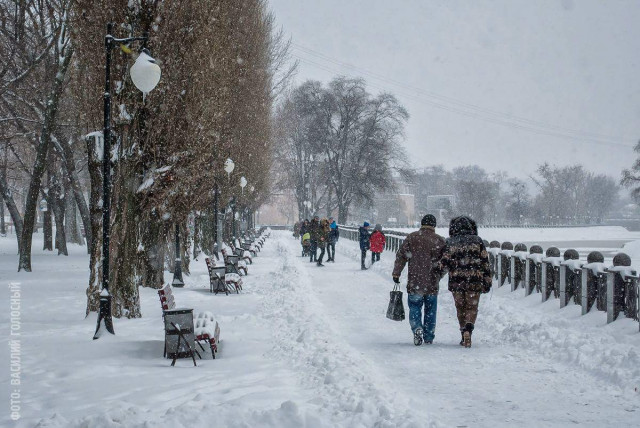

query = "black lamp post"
[[172, 223, 185, 287], [94, 23, 160, 340]]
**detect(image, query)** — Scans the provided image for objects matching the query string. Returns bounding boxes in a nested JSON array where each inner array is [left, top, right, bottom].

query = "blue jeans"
[[408, 294, 438, 342]]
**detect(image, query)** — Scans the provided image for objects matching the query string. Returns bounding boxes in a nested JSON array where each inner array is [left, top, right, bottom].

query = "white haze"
[[269, 0, 640, 179]]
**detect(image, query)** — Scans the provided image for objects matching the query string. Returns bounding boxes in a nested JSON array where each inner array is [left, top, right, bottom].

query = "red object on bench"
[[158, 284, 221, 359]]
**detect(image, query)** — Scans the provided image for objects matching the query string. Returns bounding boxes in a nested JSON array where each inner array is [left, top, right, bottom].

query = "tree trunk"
[[43, 159, 53, 251], [42, 201, 52, 250], [18, 43, 74, 271], [138, 210, 165, 289], [0, 175, 22, 251], [108, 132, 142, 319], [85, 134, 103, 315], [0, 199, 5, 235], [193, 213, 201, 259], [50, 176, 68, 256], [181, 222, 191, 275], [64, 174, 83, 245], [53, 134, 91, 251], [337, 201, 348, 224], [0, 148, 4, 236]]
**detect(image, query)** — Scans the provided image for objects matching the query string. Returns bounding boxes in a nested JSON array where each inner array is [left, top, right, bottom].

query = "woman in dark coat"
[[433, 216, 492, 348]]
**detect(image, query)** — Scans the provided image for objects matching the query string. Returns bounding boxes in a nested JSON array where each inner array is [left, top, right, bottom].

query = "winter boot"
[[459, 330, 465, 346], [413, 328, 424, 346], [462, 323, 474, 348]]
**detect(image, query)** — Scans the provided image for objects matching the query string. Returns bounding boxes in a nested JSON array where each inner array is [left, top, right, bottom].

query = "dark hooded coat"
[[433, 216, 492, 293]]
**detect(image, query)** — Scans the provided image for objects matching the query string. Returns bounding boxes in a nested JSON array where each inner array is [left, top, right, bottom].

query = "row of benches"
[[157, 229, 271, 365]]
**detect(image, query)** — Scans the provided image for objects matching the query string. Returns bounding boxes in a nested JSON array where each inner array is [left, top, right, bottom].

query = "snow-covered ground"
[[1, 230, 639, 428]]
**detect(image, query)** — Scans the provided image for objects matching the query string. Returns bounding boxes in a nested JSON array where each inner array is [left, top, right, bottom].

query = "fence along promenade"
[[337, 225, 640, 330]]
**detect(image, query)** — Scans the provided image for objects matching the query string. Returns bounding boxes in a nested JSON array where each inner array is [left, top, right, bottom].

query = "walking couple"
[[392, 214, 492, 348]]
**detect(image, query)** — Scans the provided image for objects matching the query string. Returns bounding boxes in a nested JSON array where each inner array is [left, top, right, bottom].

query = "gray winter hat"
[[374, 224, 382, 231]]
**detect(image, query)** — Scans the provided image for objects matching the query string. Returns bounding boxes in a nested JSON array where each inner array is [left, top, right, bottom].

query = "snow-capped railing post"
[[541, 262, 549, 302], [541, 248, 562, 302], [559, 250, 582, 308], [511, 244, 527, 291], [488, 241, 501, 281], [581, 252, 606, 315], [498, 242, 513, 287], [605, 253, 637, 324], [525, 246, 544, 296]]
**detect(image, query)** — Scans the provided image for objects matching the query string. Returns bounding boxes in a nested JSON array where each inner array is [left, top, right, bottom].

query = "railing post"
[[581, 267, 590, 315], [559, 265, 568, 308], [525, 258, 532, 295], [606, 271, 617, 323], [541, 262, 549, 302], [510, 256, 516, 292]]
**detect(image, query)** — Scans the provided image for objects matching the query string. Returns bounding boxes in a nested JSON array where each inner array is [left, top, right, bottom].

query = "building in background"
[[353, 174, 415, 227], [256, 190, 298, 226]]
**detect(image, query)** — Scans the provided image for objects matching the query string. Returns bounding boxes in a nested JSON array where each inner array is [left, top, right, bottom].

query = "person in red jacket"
[[369, 224, 386, 265]]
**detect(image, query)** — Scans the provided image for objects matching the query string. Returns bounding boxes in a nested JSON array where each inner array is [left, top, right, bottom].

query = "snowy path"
[[279, 233, 640, 427], [1, 230, 639, 427]]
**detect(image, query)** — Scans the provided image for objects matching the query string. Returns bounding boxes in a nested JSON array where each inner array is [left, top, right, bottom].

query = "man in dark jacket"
[[433, 216, 492, 348], [359, 222, 371, 270], [327, 217, 339, 262], [393, 214, 446, 345]]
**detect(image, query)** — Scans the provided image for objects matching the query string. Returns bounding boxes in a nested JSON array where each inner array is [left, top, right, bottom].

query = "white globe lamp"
[[130, 50, 161, 93]]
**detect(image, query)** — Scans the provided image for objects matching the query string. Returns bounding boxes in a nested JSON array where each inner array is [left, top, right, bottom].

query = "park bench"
[[232, 239, 253, 265], [157, 284, 221, 359], [241, 241, 257, 257], [222, 245, 248, 276], [205, 256, 241, 294]]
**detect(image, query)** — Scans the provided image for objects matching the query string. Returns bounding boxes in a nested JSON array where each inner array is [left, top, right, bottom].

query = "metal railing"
[[337, 225, 640, 330]]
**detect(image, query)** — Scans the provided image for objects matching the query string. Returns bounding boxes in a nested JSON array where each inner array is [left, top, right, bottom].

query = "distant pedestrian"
[[300, 219, 309, 237], [293, 221, 301, 239], [316, 218, 330, 266], [359, 222, 371, 270], [433, 216, 492, 348], [392, 214, 446, 346], [308, 216, 320, 262], [327, 217, 339, 262], [370, 224, 386, 265]]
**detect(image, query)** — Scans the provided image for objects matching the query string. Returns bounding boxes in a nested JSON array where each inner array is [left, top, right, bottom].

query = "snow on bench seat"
[[157, 285, 221, 359]]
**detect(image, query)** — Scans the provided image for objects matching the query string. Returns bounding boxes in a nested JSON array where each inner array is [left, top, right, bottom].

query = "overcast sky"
[[268, 0, 640, 180]]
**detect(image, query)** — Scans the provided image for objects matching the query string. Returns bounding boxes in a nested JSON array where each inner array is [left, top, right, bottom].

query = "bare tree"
[[452, 165, 498, 224], [275, 77, 409, 223]]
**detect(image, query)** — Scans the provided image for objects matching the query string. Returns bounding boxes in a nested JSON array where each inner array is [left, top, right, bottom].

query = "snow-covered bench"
[[158, 285, 221, 359], [233, 239, 253, 265], [205, 256, 242, 294], [222, 245, 248, 277]]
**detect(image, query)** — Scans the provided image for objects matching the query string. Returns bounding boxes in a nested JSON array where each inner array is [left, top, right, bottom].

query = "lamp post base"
[[172, 260, 185, 287], [93, 293, 115, 339]]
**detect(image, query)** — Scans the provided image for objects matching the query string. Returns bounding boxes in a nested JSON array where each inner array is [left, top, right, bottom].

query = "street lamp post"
[[94, 23, 160, 340], [172, 223, 185, 287]]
